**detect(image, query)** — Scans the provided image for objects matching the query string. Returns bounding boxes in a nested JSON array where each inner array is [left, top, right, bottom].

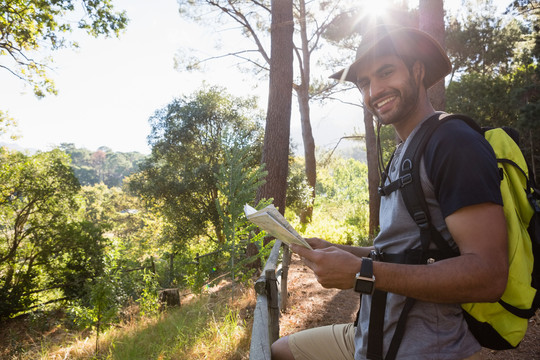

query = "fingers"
[[291, 245, 362, 289], [304, 237, 330, 249], [290, 243, 308, 254], [290, 244, 319, 272], [290, 243, 303, 255], [291, 243, 320, 262]]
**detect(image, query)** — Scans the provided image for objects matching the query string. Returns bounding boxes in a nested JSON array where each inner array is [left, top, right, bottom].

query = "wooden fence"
[[249, 240, 291, 360]]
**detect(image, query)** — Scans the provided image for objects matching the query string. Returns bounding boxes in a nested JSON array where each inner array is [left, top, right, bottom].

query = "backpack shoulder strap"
[[371, 113, 478, 360], [374, 113, 471, 359], [398, 113, 460, 257], [438, 113, 482, 134]]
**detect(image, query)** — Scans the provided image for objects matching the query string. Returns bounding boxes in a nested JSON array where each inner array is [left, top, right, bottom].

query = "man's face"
[[355, 55, 420, 126]]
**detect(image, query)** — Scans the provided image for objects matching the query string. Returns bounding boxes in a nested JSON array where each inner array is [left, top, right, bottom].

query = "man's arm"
[[293, 202, 508, 304], [375, 202, 508, 303], [305, 237, 374, 258]]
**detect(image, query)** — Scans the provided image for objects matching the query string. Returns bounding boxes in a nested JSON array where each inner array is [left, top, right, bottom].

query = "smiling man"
[[270, 25, 508, 360]]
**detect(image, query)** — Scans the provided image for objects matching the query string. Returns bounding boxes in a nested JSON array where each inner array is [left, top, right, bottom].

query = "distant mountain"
[[0, 142, 38, 154]]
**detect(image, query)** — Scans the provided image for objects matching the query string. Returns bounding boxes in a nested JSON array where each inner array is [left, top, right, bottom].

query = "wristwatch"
[[354, 257, 376, 295]]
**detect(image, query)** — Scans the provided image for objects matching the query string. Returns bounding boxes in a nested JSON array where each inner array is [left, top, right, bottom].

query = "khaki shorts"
[[288, 323, 355, 360], [287, 323, 483, 360]]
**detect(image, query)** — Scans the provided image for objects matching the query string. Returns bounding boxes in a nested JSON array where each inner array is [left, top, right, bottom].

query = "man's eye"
[[357, 80, 369, 90]]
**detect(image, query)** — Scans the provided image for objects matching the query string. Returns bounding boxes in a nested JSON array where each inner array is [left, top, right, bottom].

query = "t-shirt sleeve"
[[424, 119, 503, 218]]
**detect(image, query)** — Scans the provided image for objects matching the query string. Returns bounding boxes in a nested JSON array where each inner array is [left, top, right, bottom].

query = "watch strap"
[[360, 257, 373, 278]]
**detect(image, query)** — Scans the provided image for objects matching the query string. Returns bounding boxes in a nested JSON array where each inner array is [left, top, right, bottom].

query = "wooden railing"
[[249, 240, 291, 360]]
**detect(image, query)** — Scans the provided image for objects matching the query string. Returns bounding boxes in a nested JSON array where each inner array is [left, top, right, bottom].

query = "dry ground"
[[279, 254, 540, 360]]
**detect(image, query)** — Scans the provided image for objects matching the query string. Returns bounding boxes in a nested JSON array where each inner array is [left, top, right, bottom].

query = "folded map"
[[244, 204, 312, 249]]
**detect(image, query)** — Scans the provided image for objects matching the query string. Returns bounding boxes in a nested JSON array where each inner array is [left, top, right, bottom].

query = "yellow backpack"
[[460, 123, 538, 348]]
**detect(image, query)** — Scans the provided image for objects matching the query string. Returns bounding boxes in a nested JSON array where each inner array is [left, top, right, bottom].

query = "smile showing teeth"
[[376, 96, 396, 109]]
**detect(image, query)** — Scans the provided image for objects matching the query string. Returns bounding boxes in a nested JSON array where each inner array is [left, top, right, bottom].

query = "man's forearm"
[[334, 244, 374, 258], [374, 252, 507, 303]]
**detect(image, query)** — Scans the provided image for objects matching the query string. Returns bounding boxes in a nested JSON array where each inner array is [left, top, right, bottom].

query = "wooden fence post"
[[250, 293, 271, 359], [266, 268, 280, 344], [250, 240, 283, 359], [280, 244, 291, 311]]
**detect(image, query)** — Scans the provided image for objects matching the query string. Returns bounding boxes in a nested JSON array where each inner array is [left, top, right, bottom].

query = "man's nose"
[[369, 78, 385, 100]]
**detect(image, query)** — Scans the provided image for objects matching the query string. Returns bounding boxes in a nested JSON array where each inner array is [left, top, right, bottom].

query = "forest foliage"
[[0, 0, 128, 99], [2, 1, 540, 357], [445, 0, 540, 177], [0, 86, 371, 326], [60, 143, 147, 188]]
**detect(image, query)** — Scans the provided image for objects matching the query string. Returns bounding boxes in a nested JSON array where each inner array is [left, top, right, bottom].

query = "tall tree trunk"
[[296, 0, 316, 224], [297, 90, 316, 223], [254, 1, 294, 314], [419, 0, 446, 110], [255, 0, 294, 237], [363, 109, 380, 236], [530, 130, 537, 181]]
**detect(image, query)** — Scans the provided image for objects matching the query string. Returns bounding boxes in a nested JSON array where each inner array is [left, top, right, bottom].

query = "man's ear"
[[412, 61, 426, 88]]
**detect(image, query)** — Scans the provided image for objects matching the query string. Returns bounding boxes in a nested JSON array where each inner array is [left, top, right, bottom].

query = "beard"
[[367, 74, 420, 126]]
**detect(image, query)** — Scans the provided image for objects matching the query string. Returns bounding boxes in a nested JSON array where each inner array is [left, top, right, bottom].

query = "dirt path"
[[279, 254, 540, 359], [279, 254, 358, 335]]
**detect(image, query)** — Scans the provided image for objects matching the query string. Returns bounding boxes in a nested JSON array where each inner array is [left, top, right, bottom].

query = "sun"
[[348, 0, 392, 34], [352, 0, 415, 30], [362, 1, 391, 19]]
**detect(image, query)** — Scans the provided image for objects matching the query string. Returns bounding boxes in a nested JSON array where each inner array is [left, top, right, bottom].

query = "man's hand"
[[304, 237, 333, 250], [291, 243, 362, 290]]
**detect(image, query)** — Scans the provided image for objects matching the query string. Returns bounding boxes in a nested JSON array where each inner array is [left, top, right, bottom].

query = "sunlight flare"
[[362, 1, 391, 19]]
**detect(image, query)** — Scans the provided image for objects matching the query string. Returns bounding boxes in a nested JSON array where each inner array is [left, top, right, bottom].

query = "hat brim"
[[331, 28, 451, 89]]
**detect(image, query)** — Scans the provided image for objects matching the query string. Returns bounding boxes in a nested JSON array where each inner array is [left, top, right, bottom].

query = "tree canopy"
[[60, 144, 146, 187], [446, 0, 540, 179], [0, 0, 128, 98], [0, 148, 107, 319], [129, 87, 264, 248], [446, 1, 526, 80]]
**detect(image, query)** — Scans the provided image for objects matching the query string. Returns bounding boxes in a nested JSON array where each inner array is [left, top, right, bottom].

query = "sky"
[[0, 0, 509, 155]]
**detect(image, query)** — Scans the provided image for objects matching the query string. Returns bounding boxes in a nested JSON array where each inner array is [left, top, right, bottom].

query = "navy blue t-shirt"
[[424, 118, 503, 218]]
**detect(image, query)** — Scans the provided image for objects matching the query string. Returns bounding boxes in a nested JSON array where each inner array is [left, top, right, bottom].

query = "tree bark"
[[158, 288, 181, 309], [295, 0, 317, 224], [255, 0, 294, 236], [419, 0, 446, 111], [363, 109, 380, 236], [297, 91, 316, 223]]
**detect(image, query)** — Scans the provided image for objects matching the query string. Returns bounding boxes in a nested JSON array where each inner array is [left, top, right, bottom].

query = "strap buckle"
[[369, 249, 383, 261], [413, 211, 429, 229], [400, 174, 412, 186]]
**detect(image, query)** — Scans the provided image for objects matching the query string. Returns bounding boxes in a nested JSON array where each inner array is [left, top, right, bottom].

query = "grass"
[[0, 282, 255, 360]]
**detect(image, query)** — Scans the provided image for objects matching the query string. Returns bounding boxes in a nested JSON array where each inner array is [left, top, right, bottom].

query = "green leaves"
[[128, 86, 266, 293], [214, 136, 266, 287], [133, 86, 264, 247], [446, 72, 518, 127], [0, 0, 128, 97], [60, 144, 146, 187], [215, 139, 266, 242], [446, 0, 526, 78], [445, 0, 540, 180], [0, 148, 109, 320]]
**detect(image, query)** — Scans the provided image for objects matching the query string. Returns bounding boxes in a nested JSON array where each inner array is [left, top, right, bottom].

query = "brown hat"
[[330, 25, 451, 89]]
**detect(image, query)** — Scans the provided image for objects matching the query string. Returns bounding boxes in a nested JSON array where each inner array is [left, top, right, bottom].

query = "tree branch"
[[322, 135, 364, 166], [191, 49, 268, 72], [204, 0, 271, 65]]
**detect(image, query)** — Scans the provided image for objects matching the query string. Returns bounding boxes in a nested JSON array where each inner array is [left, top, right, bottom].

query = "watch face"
[[355, 278, 375, 294]]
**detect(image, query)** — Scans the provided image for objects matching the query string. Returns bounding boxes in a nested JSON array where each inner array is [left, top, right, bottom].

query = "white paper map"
[[244, 204, 312, 249]]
